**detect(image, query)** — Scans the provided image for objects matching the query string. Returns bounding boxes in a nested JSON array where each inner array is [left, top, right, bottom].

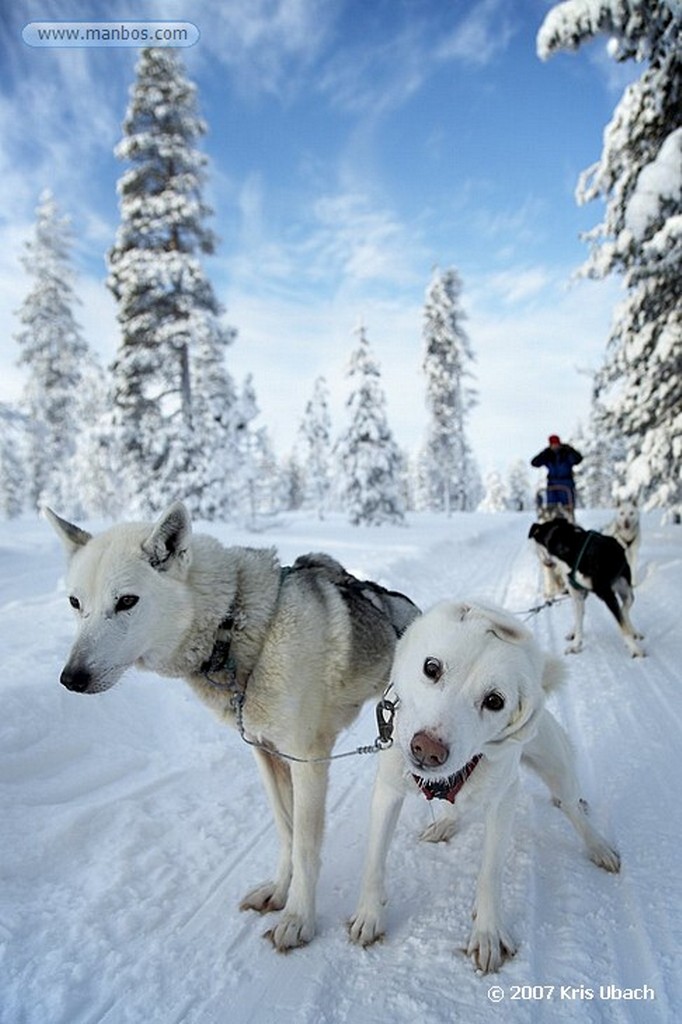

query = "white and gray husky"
[[46, 501, 419, 952]]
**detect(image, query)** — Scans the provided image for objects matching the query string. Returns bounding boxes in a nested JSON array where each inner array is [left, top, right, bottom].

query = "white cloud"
[[318, 23, 426, 116], [484, 266, 553, 305], [174, 0, 338, 99], [308, 192, 422, 285], [436, 0, 516, 67]]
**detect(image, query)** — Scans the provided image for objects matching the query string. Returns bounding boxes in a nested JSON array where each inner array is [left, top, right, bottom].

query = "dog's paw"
[[589, 841, 621, 874], [348, 908, 385, 947], [420, 816, 457, 844], [264, 912, 314, 952], [564, 641, 583, 655], [239, 881, 287, 915], [466, 924, 517, 974]]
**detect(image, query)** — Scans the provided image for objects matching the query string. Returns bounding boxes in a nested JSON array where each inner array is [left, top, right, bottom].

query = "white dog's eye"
[[423, 657, 443, 681], [482, 691, 505, 712], [115, 595, 139, 613], [69, 595, 80, 611]]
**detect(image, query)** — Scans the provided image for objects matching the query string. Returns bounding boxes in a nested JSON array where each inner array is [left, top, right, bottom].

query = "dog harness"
[[413, 754, 483, 803], [567, 530, 598, 592], [199, 568, 401, 765]]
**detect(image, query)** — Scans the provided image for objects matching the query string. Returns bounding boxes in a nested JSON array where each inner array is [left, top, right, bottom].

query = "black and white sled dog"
[[348, 601, 620, 973], [529, 519, 644, 657], [603, 502, 641, 586], [46, 501, 419, 952]]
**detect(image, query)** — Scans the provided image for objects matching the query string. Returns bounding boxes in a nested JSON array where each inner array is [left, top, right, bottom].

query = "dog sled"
[[535, 484, 575, 523]]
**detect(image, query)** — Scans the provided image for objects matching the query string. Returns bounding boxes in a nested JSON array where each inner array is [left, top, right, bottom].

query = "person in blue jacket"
[[531, 434, 583, 512]]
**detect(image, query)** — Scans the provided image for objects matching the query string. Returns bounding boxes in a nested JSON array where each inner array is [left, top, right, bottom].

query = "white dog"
[[604, 503, 641, 585], [349, 601, 620, 973], [45, 502, 418, 952]]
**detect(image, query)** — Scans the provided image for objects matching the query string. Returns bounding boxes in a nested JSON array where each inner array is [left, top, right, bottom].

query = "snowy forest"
[[2, 0, 680, 526]]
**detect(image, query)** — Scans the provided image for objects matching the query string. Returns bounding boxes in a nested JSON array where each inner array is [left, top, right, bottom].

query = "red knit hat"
[[548, 434, 561, 445]]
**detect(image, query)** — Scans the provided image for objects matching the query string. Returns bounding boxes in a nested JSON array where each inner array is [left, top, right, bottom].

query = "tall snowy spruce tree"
[[298, 376, 332, 519], [421, 267, 479, 512], [572, 389, 624, 508], [14, 191, 100, 514], [336, 327, 406, 526], [538, 1, 681, 513], [507, 459, 532, 511], [107, 48, 237, 516], [0, 405, 27, 519], [478, 471, 507, 513]]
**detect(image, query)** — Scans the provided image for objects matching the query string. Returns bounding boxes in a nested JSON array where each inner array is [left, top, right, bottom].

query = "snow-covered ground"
[[1, 509, 679, 1024]]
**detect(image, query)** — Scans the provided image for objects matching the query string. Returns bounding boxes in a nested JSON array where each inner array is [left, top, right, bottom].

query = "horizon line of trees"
[[4, 174, 487, 523]]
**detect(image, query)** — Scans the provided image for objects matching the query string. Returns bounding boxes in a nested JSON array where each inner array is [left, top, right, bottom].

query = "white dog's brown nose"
[[410, 731, 449, 769]]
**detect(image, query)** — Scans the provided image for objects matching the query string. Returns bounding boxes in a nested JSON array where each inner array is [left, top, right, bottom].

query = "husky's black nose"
[[60, 665, 92, 693]]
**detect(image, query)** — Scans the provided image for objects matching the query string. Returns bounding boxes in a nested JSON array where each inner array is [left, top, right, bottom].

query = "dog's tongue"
[[413, 754, 482, 803]]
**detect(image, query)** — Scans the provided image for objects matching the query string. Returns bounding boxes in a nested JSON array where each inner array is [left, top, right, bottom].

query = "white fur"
[[349, 601, 620, 973], [45, 502, 409, 953], [603, 503, 641, 585]]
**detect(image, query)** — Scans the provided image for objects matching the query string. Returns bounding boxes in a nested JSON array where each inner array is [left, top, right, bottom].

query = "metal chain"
[[515, 595, 570, 621], [202, 668, 397, 764]]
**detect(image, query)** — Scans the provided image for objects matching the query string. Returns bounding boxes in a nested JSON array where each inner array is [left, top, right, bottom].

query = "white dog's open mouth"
[[413, 754, 483, 803]]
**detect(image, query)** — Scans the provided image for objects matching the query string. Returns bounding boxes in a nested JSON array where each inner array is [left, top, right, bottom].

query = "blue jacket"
[[531, 444, 582, 491]]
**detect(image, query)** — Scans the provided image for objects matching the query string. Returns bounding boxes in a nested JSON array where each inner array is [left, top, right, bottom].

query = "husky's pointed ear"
[[43, 507, 92, 558], [142, 501, 192, 575]]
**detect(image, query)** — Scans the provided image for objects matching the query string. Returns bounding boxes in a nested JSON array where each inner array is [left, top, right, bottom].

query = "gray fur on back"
[[286, 552, 420, 678]]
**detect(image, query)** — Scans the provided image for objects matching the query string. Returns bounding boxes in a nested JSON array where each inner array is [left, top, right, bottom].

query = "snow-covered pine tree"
[[280, 452, 306, 512], [14, 191, 100, 515], [507, 459, 532, 511], [572, 391, 624, 509], [107, 47, 237, 516], [189, 320, 240, 520], [225, 375, 268, 528], [0, 404, 27, 519], [421, 267, 479, 513], [336, 326, 406, 526], [298, 376, 332, 519], [538, 1, 682, 514], [250, 427, 280, 518], [478, 470, 508, 513], [68, 367, 122, 519]]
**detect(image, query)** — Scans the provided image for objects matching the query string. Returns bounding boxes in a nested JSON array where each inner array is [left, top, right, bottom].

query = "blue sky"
[[0, 0, 633, 479]]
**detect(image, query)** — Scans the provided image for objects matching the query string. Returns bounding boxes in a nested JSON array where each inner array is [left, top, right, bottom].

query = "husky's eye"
[[423, 657, 443, 681], [115, 595, 139, 613], [482, 691, 505, 712], [69, 596, 80, 611]]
